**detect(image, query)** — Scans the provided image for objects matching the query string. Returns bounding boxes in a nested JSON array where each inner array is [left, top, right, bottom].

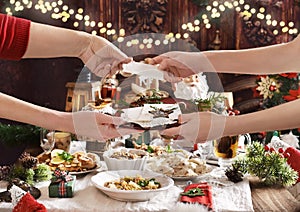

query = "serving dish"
[[103, 148, 148, 171], [147, 150, 213, 180], [120, 104, 181, 129], [91, 170, 174, 202]]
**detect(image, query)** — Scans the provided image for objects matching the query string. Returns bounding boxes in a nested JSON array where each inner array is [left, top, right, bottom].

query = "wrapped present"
[[48, 169, 76, 198]]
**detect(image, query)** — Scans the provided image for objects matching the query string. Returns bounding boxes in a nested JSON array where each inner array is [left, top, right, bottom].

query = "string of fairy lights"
[[4, 0, 299, 49]]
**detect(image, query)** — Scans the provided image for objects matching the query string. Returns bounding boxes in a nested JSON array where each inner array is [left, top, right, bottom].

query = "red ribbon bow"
[[52, 168, 73, 197]]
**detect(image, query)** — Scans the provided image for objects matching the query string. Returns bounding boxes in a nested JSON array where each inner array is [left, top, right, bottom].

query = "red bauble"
[[269, 85, 277, 91]]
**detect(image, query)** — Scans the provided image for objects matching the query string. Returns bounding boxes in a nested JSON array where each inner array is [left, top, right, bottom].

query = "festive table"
[[0, 167, 254, 212], [1, 141, 299, 212]]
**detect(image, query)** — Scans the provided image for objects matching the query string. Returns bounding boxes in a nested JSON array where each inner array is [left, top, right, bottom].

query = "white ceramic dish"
[[170, 165, 214, 180], [91, 170, 174, 202], [103, 148, 148, 171]]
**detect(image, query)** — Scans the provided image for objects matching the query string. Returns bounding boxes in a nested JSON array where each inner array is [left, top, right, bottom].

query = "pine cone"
[[19, 152, 31, 160], [20, 157, 38, 169], [0, 165, 12, 180], [225, 167, 244, 183]]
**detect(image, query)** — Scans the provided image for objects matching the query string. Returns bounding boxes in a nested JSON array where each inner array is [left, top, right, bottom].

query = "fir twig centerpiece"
[[193, 93, 226, 112], [225, 142, 298, 186]]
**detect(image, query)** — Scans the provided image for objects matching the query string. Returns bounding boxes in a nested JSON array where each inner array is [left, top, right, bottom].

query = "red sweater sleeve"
[[0, 13, 31, 60]]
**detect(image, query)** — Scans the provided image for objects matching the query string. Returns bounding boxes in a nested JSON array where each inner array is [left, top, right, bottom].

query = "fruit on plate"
[[51, 149, 64, 158], [50, 157, 65, 165]]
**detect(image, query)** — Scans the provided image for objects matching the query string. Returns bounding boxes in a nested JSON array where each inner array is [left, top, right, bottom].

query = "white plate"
[[69, 164, 101, 175], [69, 153, 102, 175], [91, 170, 174, 202], [168, 164, 214, 181]]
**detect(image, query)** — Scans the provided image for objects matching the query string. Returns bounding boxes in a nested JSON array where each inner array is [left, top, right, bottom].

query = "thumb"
[[178, 113, 193, 124]]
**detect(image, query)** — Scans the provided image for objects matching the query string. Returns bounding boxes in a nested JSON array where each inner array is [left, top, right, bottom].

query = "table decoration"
[[255, 73, 300, 142], [0, 124, 40, 166], [0, 152, 52, 186], [10, 185, 46, 212], [225, 141, 298, 186], [180, 182, 213, 210], [48, 169, 76, 198]]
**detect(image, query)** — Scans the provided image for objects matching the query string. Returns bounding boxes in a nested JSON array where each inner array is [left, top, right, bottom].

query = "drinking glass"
[[40, 129, 55, 153], [213, 135, 239, 168], [197, 140, 213, 161]]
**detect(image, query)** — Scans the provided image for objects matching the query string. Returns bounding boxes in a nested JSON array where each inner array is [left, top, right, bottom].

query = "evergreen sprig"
[[0, 123, 40, 146], [229, 142, 298, 187]]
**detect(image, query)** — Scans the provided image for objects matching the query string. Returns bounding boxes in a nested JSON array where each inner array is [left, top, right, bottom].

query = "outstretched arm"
[[149, 35, 300, 79], [161, 99, 300, 142], [225, 98, 300, 136], [0, 92, 142, 140], [204, 35, 300, 75], [23, 21, 131, 77]]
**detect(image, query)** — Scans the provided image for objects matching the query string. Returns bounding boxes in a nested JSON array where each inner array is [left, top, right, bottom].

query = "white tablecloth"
[[0, 141, 254, 211], [0, 168, 254, 212]]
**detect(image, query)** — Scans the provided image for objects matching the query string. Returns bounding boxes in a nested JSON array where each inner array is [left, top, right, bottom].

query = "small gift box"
[[48, 169, 76, 198], [180, 183, 213, 210]]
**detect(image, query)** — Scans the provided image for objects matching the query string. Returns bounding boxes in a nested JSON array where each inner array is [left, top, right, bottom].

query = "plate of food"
[[37, 149, 101, 175], [103, 147, 149, 171], [147, 150, 214, 180], [91, 170, 174, 202]]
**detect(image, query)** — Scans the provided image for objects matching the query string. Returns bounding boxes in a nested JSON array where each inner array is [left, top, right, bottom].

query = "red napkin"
[[13, 193, 47, 212], [180, 182, 213, 210], [285, 147, 300, 183]]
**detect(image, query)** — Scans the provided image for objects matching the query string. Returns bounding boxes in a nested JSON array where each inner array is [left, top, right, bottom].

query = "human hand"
[[72, 111, 143, 141], [80, 36, 132, 77], [160, 112, 227, 143], [147, 51, 214, 82]]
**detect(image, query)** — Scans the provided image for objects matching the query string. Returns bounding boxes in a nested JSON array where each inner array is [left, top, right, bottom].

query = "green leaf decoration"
[[58, 151, 74, 162], [181, 187, 205, 197]]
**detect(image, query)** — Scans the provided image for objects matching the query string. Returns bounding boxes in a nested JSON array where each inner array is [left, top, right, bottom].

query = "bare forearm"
[[0, 92, 74, 132], [225, 99, 300, 136], [203, 36, 300, 75], [23, 21, 91, 59]]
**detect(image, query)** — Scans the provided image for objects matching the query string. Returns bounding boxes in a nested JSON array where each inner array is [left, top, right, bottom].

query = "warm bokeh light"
[[3, 0, 298, 50]]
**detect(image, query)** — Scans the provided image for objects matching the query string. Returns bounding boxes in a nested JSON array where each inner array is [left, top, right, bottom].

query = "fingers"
[[145, 56, 164, 65], [161, 126, 182, 138], [95, 113, 125, 125], [178, 113, 193, 124], [98, 125, 144, 140], [163, 72, 181, 83], [116, 128, 144, 137]]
